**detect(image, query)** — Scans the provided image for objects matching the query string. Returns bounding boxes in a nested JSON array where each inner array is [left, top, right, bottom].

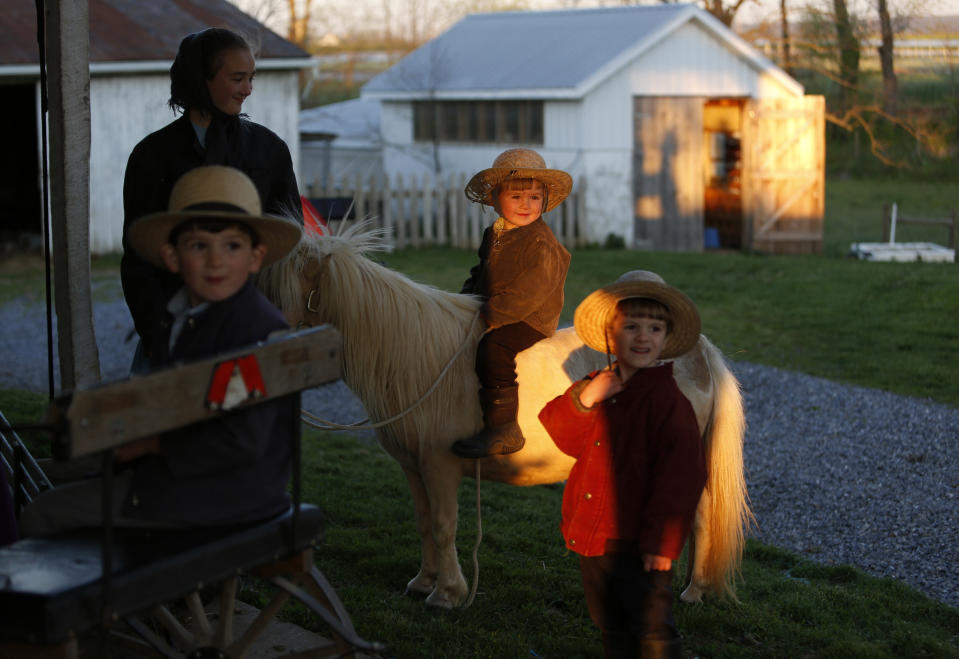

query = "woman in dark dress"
[[121, 28, 302, 365]]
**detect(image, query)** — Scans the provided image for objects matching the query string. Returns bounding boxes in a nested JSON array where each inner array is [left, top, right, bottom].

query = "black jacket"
[[123, 279, 295, 526], [121, 114, 302, 355]]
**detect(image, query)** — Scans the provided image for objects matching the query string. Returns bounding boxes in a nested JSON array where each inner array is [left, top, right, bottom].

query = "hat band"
[[182, 201, 250, 214]]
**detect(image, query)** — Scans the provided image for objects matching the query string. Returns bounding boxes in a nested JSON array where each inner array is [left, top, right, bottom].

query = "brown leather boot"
[[451, 385, 525, 458]]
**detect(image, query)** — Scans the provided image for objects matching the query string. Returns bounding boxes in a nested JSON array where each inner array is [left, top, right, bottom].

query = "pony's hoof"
[[405, 576, 434, 598], [425, 589, 455, 609], [680, 584, 704, 604]]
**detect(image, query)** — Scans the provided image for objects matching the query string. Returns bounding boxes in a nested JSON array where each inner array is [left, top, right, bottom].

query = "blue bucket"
[[704, 227, 720, 249]]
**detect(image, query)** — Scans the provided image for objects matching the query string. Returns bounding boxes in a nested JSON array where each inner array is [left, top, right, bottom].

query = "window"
[[413, 100, 543, 144]]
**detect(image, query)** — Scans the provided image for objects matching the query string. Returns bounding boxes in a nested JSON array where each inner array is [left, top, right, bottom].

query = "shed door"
[[633, 97, 704, 251], [741, 95, 825, 254]]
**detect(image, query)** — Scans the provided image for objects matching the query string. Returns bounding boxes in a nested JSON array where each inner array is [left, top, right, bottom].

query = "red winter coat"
[[538, 363, 706, 558]]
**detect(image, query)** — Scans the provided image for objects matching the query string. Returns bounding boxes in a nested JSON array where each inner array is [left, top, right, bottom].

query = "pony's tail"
[[698, 335, 753, 601]]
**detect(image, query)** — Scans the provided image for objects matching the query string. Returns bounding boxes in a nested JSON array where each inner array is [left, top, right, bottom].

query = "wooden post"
[[449, 174, 461, 248], [395, 173, 406, 249], [367, 173, 380, 232], [421, 174, 433, 246], [948, 209, 956, 250], [410, 174, 421, 248], [383, 173, 394, 248], [352, 172, 364, 224], [469, 198, 483, 251], [46, 1, 100, 391], [576, 178, 587, 248]]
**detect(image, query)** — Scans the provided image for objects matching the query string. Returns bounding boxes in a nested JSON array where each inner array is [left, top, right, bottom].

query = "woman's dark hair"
[[168, 28, 251, 115]]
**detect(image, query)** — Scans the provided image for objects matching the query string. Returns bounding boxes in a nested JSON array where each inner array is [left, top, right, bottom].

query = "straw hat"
[[464, 148, 573, 212], [574, 270, 701, 360], [128, 166, 302, 268]]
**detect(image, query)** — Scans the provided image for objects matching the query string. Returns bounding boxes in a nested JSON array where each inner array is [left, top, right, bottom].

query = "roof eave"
[[361, 88, 582, 102], [0, 57, 313, 78]]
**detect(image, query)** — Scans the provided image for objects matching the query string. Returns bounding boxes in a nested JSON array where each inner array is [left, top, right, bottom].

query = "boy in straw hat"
[[21, 166, 302, 535], [538, 271, 707, 659], [451, 148, 572, 459]]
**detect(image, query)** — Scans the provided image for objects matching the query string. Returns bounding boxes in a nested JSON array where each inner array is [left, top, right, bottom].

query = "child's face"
[[495, 180, 544, 229], [206, 47, 255, 116], [161, 226, 266, 306], [606, 312, 668, 379]]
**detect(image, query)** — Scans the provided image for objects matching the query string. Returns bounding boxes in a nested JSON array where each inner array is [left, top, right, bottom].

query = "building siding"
[[88, 70, 301, 253]]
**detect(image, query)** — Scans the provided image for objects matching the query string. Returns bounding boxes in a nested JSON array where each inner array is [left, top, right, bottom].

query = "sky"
[[230, 0, 959, 40]]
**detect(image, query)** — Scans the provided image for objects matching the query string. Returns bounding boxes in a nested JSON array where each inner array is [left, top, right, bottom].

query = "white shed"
[[0, 0, 310, 255], [361, 3, 824, 253]]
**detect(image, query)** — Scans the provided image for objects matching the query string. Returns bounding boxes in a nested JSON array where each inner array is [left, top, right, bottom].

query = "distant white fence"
[[306, 173, 587, 251]]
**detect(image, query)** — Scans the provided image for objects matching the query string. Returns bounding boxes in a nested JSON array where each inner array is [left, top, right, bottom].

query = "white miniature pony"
[[258, 223, 750, 609]]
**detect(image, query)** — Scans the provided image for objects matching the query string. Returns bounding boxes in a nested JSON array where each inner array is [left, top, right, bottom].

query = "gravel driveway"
[[2, 285, 956, 608]]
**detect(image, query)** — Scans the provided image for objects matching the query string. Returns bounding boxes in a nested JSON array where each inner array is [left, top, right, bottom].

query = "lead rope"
[[464, 458, 482, 608], [300, 310, 483, 432]]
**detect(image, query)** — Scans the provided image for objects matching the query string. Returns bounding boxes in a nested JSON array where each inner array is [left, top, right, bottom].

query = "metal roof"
[[363, 3, 799, 100], [1, 0, 307, 68], [300, 98, 381, 145]]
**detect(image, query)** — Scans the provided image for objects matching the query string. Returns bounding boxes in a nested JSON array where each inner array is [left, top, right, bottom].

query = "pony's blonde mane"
[[259, 222, 485, 452]]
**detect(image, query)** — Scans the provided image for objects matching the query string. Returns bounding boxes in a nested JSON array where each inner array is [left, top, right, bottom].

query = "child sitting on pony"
[[451, 148, 572, 459]]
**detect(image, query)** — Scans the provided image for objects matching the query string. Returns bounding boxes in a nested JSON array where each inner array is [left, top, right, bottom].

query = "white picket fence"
[[306, 172, 587, 250]]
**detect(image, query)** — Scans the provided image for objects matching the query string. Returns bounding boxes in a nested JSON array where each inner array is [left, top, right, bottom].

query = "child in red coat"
[[538, 270, 706, 659]]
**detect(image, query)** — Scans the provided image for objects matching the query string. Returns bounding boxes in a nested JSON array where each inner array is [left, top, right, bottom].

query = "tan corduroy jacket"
[[461, 218, 570, 336]]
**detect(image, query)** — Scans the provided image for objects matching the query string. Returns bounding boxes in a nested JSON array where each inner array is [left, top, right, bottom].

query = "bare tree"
[[832, 0, 861, 116], [780, 0, 793, 74], [649, 0, 757, 27], [702, 0, 755, 26], [287, 0, 314, 47], [877, 0, 898, 115], [230, 0, 286, 33]]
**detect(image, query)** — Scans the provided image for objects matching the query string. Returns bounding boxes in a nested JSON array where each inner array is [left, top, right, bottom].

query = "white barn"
[[0, 0, 310, 254], [360, 4, 824, 252]]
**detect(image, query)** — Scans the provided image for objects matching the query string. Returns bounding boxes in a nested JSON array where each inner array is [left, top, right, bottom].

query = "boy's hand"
[[643, 554, 672, 572], [578, 370, 623, 408]]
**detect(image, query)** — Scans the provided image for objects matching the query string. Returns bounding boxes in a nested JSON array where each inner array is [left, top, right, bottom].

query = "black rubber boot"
[[451, 385, 526, 458]]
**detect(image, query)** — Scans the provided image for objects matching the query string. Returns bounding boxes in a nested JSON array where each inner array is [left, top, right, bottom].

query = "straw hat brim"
[[128, 209, 302, 269], [574, 280, 701, 360], [464, 167, 573, 212]]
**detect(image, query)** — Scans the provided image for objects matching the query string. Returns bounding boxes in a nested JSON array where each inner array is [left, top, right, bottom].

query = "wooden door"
[[741, 95, 825, 254], [633, 97, 704, 251]]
